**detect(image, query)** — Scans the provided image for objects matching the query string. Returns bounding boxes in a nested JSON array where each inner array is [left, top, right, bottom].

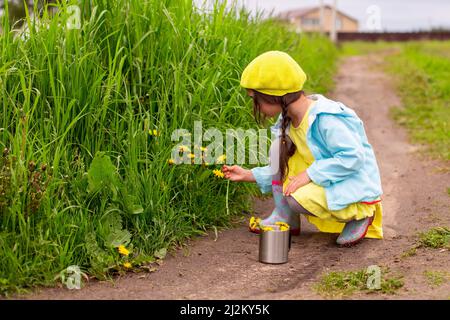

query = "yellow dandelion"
[[249, 216, 261, 229], [179, 145, 190, 152], [118, 245, 130, 256], [168, 159, 175, 165], [275, 222, 290, 230], [215, 154, 226, 164], [123, 262, 132, 269], [212, 169, 224, 178]]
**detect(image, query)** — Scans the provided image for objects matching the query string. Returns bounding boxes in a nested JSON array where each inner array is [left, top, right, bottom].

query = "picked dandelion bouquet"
[[249, 217, 290, 232]]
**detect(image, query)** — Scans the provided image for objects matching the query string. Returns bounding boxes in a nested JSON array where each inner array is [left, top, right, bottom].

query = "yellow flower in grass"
[[168, 159, 175, 165], [213, 169, 224, 178], [215, 154, 226, 164], [149, 129, 160, 136], [118, 245, 130, 256], [194, 146, 208, 152], [123, 262, 132, 269], [179, 145, 190, 152]]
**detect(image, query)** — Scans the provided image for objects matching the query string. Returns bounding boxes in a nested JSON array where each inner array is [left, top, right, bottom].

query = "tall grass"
[[0, 0, 337, 294]]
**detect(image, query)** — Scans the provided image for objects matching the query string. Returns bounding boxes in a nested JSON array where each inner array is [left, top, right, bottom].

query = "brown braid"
[[251, 90, 303, 183], [279, 96, 297, 182]]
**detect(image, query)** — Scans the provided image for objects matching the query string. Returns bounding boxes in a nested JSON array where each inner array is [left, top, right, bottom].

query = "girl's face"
[[247, 89, 281, 118]]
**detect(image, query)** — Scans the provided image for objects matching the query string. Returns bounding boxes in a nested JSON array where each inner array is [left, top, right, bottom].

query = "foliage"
[[315, 268, 404, 298], [0, 0, 337, 294], [418, 227, 450, 249]]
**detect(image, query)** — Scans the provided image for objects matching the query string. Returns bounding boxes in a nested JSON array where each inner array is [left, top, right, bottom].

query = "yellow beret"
[[240, 51, 307, 96]]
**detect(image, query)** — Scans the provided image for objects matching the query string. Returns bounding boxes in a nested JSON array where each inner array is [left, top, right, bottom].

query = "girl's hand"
[[222, 165, 255, 182], [284, 171, 311, 196]]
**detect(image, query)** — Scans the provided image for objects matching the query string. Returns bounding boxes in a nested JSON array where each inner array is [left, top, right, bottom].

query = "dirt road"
[[23, 53, 450, 300]]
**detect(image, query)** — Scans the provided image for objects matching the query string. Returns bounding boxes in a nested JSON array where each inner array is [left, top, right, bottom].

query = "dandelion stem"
[[226, 180, 230, 216]]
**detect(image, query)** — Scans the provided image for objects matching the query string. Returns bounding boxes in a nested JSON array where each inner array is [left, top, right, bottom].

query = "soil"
[[20, 53, 450, 300]]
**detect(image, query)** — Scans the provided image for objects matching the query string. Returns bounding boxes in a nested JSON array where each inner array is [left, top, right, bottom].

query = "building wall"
[[291, 7, 358, 33]]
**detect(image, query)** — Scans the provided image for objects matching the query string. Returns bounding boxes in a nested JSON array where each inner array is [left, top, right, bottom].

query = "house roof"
[[278, 5, 359, 23]]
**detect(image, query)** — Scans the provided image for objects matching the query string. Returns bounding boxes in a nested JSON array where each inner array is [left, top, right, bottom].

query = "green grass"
[[388, 42, 450, 161], [340, 41, 450, 161], [418, 227, 450, 249], [339, 41, 400, 57], [423, 270, 450, 287], [400, 227, 449, 259], [0, 1, 337, 295], [401, 246, 418, 258], [314, 268, 404, 298]]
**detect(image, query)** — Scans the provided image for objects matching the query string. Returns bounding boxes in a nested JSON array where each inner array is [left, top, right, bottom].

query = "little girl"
[[222, 51, 383, 247]]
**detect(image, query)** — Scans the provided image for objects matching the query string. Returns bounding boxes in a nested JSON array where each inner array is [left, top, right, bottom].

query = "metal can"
[[258, 226, 291, 264]]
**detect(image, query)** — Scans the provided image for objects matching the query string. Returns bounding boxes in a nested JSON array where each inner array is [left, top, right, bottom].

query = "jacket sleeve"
[[306, 114, 365, 187], [251, 165, 273, 194]]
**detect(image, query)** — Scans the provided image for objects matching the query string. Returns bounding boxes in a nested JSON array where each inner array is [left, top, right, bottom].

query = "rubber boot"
[[336, 216, 374, 247], [249, 180, 301, 236]]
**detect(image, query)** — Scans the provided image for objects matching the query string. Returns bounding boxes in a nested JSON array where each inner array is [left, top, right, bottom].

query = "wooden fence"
[[336, 31, 450, 42]]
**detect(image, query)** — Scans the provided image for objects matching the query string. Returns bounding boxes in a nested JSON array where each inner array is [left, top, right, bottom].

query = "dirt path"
[[23, 53, 449, 300]]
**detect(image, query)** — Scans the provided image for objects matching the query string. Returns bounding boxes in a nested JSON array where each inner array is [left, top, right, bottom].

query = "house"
[[278, 5, 359, 33]]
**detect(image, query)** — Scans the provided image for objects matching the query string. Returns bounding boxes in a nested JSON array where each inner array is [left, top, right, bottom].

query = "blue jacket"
[[251, 94, 383, 211]]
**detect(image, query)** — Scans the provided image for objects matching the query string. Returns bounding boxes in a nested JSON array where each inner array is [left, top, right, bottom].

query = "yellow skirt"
[[288, 182, 383, 239], [283, 117, 383, 239]]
